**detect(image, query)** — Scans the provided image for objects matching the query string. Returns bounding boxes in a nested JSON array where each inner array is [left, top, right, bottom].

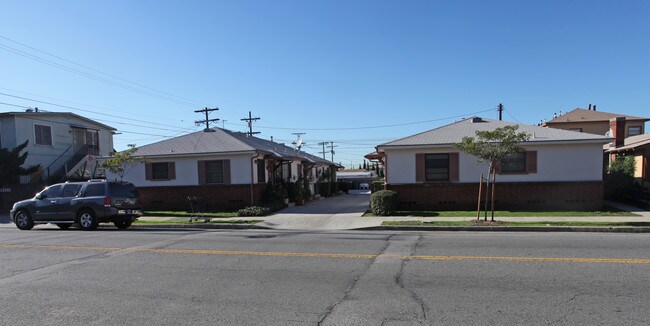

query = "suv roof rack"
[[87, 179, 107, 182]]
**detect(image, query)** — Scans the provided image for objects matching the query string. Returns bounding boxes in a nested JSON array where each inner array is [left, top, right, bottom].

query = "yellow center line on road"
[[2, 244, 650, 264]]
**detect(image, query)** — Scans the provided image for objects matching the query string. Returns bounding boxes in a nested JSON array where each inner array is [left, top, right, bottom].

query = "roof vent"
[[471, 117, 483, 123]]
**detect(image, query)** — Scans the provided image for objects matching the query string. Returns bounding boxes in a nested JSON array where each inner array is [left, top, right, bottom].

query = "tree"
[[101, 145, 144, 181], [0, 140, 40, 185], [453, 125, 530, 221], [363, 160, 367, 170]]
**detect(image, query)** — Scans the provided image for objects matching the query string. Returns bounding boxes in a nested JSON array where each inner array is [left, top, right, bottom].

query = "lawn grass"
[[364, 209, 638, 217], [142, 211, 238, 218], [134, 219, 260, 225], [381, 220, 650, 227]]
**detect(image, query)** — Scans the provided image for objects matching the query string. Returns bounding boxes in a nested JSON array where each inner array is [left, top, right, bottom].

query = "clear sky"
[[1, 0, 649, 168]]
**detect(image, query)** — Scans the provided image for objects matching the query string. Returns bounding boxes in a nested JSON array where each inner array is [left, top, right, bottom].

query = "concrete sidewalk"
[[257, 190, 371, 230]]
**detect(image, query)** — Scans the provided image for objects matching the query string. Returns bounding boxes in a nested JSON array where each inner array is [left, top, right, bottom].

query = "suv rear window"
[[109, 183, 139, 198]]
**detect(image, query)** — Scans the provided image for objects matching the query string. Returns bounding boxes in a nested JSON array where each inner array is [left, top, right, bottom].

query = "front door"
[[32, 185, 62, 221], [72, 128, 86, 153]]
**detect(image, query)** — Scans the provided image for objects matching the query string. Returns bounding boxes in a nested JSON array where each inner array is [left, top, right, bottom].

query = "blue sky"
[[1, 0, 649, 168]]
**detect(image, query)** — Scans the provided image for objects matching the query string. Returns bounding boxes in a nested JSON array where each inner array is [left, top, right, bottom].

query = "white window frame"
[[34, 123, 53, 146]]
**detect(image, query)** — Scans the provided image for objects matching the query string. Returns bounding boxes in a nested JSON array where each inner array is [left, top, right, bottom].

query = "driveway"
[[258, 190, 371, 230]]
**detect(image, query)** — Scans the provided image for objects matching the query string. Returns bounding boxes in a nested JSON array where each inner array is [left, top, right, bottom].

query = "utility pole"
[[497, 103, 503, 121], [318, 142, 328, 159], [221, 120, 227, 128], [328, 141, 338, 162], [194, 107, 219, 132], [241, 111, 261, 137]]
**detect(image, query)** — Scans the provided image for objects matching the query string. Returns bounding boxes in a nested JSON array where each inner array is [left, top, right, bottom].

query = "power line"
[[252, 108, 494, 131], [0, 34, 207, 107], [0, 38, 206, 107], [0, 92, 191, 131]]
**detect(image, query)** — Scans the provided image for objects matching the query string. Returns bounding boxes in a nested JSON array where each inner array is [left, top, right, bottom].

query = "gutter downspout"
[[250, 152, 261, 205]]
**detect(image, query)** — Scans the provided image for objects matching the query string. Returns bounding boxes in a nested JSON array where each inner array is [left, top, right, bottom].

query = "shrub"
[[319, 182, 331, 197], [371, 180, 385, 193], [370, 190, 398, 216], [337, 181, 349, 194], [237, 206, 271, 217]]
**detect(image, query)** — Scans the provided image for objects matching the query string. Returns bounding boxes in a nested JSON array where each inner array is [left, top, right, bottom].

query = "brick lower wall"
[[387, 181, 604, 211], [138, 184, 266, 211]]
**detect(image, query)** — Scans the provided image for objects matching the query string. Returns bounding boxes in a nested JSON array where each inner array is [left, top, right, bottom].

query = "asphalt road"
[[1, 227, 649, 325]]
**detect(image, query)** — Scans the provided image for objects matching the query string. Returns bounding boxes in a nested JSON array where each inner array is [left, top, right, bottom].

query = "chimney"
[[588, 104, 592, 111], [593, 105, 596, 111], [609, 117, 626, 147]]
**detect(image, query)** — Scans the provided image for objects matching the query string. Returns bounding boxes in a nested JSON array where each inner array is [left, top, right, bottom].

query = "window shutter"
[[449, 153, 459, 182], [145, 163, 152, 180], [168, 162, 176, 180], [198, 161, 206, 185], [526, 151, 537, 173], [415, 154, 425, 182], [223, 160, 231, 184]]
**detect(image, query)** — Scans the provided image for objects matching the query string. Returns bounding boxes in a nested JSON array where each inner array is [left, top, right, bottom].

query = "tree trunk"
[[490, 168, 496, 221], [476, 173, 483, 220], [483, 165, 491, 221]]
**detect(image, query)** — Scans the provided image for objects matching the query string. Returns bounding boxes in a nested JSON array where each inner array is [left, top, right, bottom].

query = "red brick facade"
[[387, 181, 604, 211], [138, 184, 266, 211]]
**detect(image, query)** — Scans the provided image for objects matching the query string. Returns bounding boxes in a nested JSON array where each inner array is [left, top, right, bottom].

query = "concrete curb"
[[127, 223, 650, 233], [128, 223, 270, 230], [357, 226, 650, 233]]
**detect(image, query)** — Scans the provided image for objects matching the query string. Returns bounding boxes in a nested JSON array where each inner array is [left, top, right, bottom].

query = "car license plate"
[[118, 210, 132, 215]]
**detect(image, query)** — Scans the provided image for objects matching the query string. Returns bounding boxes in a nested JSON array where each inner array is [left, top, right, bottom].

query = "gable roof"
[[134, 128, 337, 166], [545, 108, 649, 124], [0, 111, 116, 131], [378, 117, 613, 148]]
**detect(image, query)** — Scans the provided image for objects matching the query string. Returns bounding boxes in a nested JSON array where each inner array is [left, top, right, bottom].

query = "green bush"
[[370, 190, 398, 216], [237, 206, 271, 217], [337, 181, 349, 194], [319, 182, 332, 197], [371, 180, 385, 193]]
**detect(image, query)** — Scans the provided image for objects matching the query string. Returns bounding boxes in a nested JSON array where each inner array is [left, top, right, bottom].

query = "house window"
[[205, 160, 224, 184], [425, 154, 449, 181], [569, 128, 582, 132], [151, 163, 169, 180], [628, 126, 642, 137], [34, 124, 52, 145], [501, 152, 526, 173]]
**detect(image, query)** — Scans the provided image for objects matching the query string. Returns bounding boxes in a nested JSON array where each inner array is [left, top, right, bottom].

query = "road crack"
[[317, 234, 394, 325]]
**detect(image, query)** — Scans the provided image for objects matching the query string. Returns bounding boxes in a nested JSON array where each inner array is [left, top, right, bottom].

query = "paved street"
[[1, 228, 649, 325]]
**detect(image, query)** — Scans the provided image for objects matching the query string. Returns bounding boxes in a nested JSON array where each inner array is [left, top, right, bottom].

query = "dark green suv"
[[10, 180, 142, 231]]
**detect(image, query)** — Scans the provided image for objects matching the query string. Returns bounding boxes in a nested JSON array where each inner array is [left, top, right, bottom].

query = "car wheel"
[[56, 223, 72, 230], [78, 210, 98, 231], [15, 210, 34, 230], [114, 219, 132, 230]]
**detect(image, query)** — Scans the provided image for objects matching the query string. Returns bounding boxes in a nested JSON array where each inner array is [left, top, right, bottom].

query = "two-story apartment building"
[[0, 110, 116, 183]]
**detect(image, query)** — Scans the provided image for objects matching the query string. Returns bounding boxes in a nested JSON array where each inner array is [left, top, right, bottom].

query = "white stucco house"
[[106, 128, 339, 210], [0, 110, 116, 184], [375, 117, 613, 211]]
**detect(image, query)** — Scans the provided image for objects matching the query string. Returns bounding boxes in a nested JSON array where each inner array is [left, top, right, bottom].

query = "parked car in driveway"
[[10, 179, 142, 231]]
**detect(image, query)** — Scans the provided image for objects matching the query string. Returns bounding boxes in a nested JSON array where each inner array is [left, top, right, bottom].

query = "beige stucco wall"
[[383, 142, 606, 184], [546, 121, 645, 137]]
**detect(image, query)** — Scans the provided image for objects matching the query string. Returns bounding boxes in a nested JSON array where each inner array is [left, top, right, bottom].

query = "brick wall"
[[138, 184, 266, 211], [387, 181, 604, 211]]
